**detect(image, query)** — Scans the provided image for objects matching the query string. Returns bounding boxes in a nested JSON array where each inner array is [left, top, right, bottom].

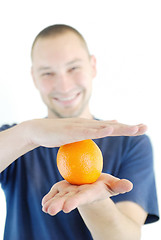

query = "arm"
[[0, 118, 147, 172], [42, 174, 147, 240], [78, 198, 147, 240], [0, 122, 36, 173]]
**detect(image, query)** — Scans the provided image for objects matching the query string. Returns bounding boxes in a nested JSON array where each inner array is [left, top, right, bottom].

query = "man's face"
[[31, 32, 96, 118]]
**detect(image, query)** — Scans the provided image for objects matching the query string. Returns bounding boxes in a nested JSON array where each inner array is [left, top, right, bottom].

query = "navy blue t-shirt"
[[0, 124, 159, 240]]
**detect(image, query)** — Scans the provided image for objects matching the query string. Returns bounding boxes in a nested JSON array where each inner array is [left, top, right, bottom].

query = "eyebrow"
[[37, 66, 52, 72], [65, 59, 82, 66]]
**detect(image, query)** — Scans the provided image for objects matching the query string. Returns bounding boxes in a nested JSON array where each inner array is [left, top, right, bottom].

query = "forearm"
[[0, 121, 38, 172], [78, 198, 141, 240]]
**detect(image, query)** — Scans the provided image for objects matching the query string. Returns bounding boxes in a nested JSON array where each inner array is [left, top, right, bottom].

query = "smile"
[[52, 92, 81, 106]]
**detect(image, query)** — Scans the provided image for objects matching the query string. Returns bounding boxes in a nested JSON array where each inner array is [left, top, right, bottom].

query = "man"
[[0, 24, 159, 240]]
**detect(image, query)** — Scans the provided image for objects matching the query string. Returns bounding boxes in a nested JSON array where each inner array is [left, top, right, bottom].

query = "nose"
[[55, 73, 74, 93]]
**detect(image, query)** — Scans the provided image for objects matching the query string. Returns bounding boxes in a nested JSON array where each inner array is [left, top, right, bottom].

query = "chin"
[[49, 105, 87, 119], [56, 110, 83, 119]]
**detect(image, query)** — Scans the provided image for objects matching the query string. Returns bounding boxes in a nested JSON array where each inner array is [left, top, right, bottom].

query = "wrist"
[[78, 197, 115, 212], [19, 119, 40, 149]]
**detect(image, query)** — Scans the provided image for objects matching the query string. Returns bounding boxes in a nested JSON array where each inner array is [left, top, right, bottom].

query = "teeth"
[[57, 94, 78, 101]]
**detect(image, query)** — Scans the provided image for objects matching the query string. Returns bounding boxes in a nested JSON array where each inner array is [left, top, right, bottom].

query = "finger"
[[81, 121, 147, 138], [43, 191, 76, 215], [100, 173, 133, 195], [42, 181, 70, 206], [80, 125, 114, 139], [42, 191, 66, 213], [63, 126, 113, 145], [62, 190, 90, 213], [69, 118, 116, 127], [41, 188, 58, 206], [110, 179, 133, 194], [43, 194, 66, 215], [62, 186, 100, 213], [133, 124, 148, 136], [107, 122, 147, 136]]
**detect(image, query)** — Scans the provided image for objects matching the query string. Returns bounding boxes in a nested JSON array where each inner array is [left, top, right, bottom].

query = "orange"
[[56, 139, 103, 185]]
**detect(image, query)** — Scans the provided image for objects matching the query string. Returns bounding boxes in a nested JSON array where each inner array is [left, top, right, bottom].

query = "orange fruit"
[[56, 139, 103, 185]]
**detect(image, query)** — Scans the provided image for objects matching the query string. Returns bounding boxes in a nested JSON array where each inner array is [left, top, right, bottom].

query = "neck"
[[47, 106, 93, 119]]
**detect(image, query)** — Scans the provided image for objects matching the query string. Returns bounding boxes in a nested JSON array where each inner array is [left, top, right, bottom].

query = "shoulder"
[[122, 134, 153, 162], [127, 134, 152, 149], [0, 123, 17, 131]]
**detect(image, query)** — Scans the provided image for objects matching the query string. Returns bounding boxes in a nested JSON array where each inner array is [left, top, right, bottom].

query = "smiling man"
[[0, 24, 159, 240], [31, 28, 95, 119]]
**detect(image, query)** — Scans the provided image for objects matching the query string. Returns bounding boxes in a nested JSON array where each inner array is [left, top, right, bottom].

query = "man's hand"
[[27, 118, 147, 148], [41, 173, 133, 215]]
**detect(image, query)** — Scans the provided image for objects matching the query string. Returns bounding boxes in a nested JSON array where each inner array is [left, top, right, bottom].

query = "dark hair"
[[31, 24, 89, 58]]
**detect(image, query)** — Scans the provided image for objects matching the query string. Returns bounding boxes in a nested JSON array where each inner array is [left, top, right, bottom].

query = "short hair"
[[31, 24, 90, 58]]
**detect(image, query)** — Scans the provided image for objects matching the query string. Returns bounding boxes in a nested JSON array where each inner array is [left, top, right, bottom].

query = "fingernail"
[[42, 206, 47, 213]]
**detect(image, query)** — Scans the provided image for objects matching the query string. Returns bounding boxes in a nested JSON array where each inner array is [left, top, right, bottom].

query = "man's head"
[[31, 24, 90, 59], [31, 24, 97, 119]]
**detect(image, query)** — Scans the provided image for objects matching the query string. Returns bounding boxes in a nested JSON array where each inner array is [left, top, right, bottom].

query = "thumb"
[[110, 178, 133, 194]]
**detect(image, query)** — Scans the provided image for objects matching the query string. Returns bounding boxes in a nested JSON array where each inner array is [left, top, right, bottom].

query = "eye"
[[68, 66, 80, 73], [42, 72, 55, 77]]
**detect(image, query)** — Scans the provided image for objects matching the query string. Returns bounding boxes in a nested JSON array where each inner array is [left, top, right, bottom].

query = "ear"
[[31, 66, 38, 89], [90, 55, 97, 78]]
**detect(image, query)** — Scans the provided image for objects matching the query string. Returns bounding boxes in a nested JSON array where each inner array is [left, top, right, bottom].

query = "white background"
[[0, 0, 160, 239]]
